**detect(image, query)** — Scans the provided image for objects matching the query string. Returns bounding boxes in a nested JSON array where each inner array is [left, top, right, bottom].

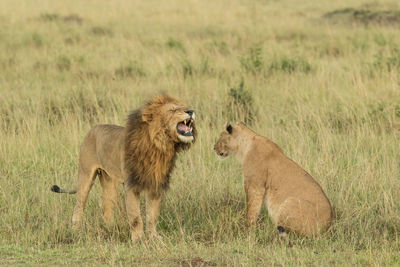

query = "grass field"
[[1, 0, 400, 265]]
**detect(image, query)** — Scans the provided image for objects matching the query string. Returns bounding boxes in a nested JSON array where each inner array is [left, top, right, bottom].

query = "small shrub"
[[37, 13, 83, 24], [39, 13, 59, 21], [395, 105, 400, 118], [64, 35, 81, 45], [373, 49, 400, 72], [225, 81, 257, 125], [385, 51, 400, 71], [200, 57, 215, 75], [269, 56, 311, 73], [44, 100, 64, 125], [32, 33, 43, 47], [181, 59, 193, 79], [166, 38, 185, 53], [33, 61, 48, 71], [0, 108, 12, 133], [63, 14, 83, 24], [320, 46, 341, 57], [114, 62, 146, 79], [73, 91, 100, 122], [239, 45, 263, 74], [373, 33, 393, 47], [327, 102, 395, 133], [91, 26, 113, 36], [328, 113, 355, 133], [207, 41, 230, 55], [56, 56, 71, 71]]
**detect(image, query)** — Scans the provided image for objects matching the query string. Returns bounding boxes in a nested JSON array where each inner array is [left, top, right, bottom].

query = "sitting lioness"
[[214, 123, 333, 237]]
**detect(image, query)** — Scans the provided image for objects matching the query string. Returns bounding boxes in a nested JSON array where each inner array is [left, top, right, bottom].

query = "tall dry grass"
[[0, 0, 399, 265]]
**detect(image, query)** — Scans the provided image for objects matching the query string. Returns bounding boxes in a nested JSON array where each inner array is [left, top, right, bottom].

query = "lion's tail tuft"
[[51, 185, 77, 194]]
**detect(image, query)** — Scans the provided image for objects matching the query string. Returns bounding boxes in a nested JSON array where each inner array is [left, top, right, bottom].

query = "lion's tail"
[[51, 185, 77, 194]]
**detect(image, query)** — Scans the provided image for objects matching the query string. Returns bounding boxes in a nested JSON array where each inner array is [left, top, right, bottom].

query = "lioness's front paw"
[[71, 220, 82, 231], [130, 230, 144, 243], [148, 231, 163, 241]]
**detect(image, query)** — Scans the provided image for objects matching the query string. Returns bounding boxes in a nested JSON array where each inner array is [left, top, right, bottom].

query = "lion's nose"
[[185, 110, 194, 116]]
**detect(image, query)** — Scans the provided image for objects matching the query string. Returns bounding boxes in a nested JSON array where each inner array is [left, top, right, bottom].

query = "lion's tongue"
[[178, 123, 191, 134]]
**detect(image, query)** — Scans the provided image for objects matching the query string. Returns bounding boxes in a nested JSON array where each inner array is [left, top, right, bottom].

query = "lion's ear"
[[142, 113, 152, 122], [141, 107, 153, 122]]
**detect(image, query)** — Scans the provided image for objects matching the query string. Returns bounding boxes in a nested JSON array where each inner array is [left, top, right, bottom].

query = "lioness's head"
[[141, 95, 196, 146], [213, 123, 244, 158]]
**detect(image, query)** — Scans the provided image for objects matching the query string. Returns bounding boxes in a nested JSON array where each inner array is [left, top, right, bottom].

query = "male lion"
[[214, 123, 333, 237], [51, 95, 196, 241]]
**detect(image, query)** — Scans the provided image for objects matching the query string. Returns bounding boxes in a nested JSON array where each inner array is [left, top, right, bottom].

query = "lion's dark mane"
[[123, 96, 196, 193]]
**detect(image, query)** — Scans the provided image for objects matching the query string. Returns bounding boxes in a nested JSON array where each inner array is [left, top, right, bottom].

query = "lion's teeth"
[[184, 119, 187, 125]]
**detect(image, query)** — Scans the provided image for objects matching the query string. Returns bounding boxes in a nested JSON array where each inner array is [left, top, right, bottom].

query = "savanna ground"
[[1, 0, 400, 265]]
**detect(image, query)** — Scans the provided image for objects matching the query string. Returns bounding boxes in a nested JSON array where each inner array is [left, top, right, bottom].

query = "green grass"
[[1, 0, 400, 265]]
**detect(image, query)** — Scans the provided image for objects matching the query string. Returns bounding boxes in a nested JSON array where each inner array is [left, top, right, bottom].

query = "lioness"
[[51, 95, 196, 241], [214, 123, 333, 237]]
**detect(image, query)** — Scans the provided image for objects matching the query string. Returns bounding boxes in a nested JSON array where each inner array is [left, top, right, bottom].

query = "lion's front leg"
[[146, 191, 162, 239], [125, 187, 144, 242]]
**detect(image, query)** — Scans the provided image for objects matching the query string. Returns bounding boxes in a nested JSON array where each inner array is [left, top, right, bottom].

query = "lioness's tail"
[[51, 185, 77, 194]]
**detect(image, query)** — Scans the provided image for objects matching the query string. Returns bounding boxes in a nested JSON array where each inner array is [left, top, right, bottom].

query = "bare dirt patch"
[[322, 8, 400, 27], [175, 257, 216, 267]]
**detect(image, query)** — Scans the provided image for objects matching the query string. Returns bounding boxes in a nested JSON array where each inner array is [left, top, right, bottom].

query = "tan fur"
[[54, 95, 196, 241], [214, 123, 333, 237]]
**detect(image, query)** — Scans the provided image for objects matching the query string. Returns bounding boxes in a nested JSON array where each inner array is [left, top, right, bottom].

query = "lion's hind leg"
[[72, 166, 99, 230], [98, 170, 118, 227], [275, 197, 318, 237]]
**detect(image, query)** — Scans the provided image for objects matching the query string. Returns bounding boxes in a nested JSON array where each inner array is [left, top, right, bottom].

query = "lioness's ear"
[[226, 124, 233, 134]]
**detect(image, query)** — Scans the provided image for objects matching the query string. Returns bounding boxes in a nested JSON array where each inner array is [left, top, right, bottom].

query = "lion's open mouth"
[[177, 119, 194, 136]]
